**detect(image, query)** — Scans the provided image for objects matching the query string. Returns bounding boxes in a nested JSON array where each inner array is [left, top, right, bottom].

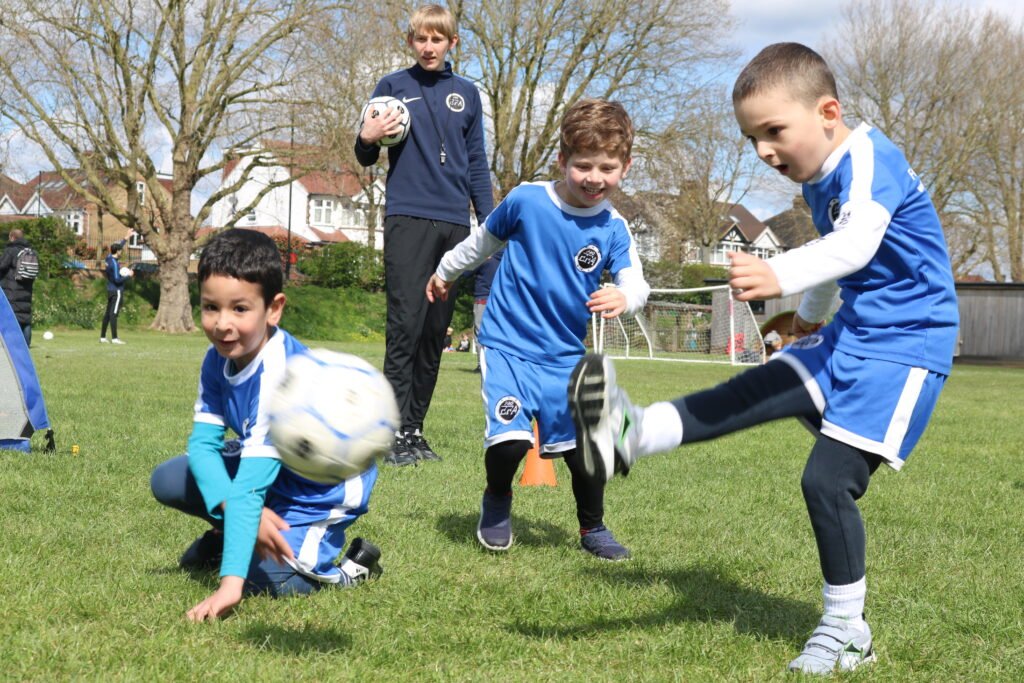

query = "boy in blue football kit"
[[570, 44, 958, 674], [427, 99, 650, 560], [150, 230, 381, 621], [356, 4, 493, 466]]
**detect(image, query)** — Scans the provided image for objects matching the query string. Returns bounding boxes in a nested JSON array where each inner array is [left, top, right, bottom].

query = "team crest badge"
[[828, 198, 841, 225], [575, 245, 601, 273], [446, 93, 465, 112], [790, 333, 825, 350], [495, 396, 521, 424]]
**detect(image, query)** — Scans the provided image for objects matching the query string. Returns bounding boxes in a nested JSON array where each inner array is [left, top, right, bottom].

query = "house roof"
[[719, 203, 765, 242], [764, 196, 818, 249], [1, 170, 174, 215], [309, 226, 350, 243], [222, 142, 365, 199]]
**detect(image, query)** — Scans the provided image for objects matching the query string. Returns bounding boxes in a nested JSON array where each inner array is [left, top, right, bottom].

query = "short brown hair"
[[408, 4, 457, 40], [559, 98, 634, 162], [732, 43, 838, 107]]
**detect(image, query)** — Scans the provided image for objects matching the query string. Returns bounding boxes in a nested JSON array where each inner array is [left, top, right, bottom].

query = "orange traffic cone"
[[519, 422, 556, 487]]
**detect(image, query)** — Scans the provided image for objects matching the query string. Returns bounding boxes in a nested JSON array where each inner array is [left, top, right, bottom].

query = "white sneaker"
[[111, 338, 126, 345], [788, 615, 876, 675], [568, 353, 641, 482], [99, 338, 109, 343]]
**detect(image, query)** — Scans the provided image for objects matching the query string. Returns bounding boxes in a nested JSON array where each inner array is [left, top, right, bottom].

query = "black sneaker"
[[179, 529, 223, 570], [408, 430, 441, 461], [339, 537, 383, 583], [384, 432, 417, 466], [580, 525, 631, 561]]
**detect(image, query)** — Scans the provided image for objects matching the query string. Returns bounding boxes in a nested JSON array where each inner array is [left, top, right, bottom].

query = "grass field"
[[3, 328, 1023, 681]]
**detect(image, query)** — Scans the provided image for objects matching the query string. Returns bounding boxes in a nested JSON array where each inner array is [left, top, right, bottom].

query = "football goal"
[[590, 286, 766, 365]]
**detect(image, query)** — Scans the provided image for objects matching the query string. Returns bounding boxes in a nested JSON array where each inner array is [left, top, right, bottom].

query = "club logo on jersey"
[[495, 396, 521, 424], [789, 333, 825, 350], [575, 245, 601, 273], [446, 93, 465, 112], [828, 198, 841, 224]]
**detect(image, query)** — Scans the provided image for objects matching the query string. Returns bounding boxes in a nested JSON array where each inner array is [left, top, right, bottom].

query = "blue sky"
[[727, 0, 1024, 218]]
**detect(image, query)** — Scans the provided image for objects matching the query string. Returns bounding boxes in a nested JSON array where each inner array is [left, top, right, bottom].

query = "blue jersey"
[[802, 125, 959, 374], [478, 182, 645, 367], [192, 328, 375, 580]]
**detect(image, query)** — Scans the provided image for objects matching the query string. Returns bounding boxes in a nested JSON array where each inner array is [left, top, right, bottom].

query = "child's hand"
[[359, 106, 403, 146], [727, 252, 781, 301], [425, 274, 452, 303], [791, 313, 822, 338], [256, 508, 293, 564], [187, 576, 244, 622], [587, 285, 627, 319]]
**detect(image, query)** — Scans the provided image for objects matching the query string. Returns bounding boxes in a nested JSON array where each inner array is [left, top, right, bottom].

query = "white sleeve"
[[435, 227, 505, 282], [612, 266, 651, 317], [796, 282, 840, 324], [766, 198, 890, 297]]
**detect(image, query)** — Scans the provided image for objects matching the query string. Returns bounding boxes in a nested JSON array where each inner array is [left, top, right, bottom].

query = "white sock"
[[823, 577, 866, 628], [636, 401, 684, 456]]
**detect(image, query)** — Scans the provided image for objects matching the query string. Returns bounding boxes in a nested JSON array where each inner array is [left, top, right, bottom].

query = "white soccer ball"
[[269, 349, 399, 484], [359, 95, 411, 147], [119, 266, 132, 277], [43, 331, 54, 341]]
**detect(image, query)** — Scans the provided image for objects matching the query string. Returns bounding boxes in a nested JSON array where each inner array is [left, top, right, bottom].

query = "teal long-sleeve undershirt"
[[187, 422, 282, 578]]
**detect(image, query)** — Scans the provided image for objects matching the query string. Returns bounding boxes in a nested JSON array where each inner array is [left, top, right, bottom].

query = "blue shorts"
[[480, 347, 576, 455], [773, 329, 947, 470]]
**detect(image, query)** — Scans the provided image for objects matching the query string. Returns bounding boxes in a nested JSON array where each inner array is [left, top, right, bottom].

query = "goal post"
[[590, 286, 766, 365]]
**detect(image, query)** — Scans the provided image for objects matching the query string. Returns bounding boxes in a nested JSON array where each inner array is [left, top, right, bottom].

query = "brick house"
[[0, 171, 170, 263]]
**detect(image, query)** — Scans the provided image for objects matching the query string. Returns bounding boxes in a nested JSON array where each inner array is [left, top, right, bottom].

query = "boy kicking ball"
[[569, 43, 958, 674], [150, 230, 382, 621], [427, 98, 650, 560]]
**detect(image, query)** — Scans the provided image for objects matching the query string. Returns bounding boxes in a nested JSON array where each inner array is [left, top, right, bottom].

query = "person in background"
[[100, 237, 133, 345], [0, 229, 35, 347]]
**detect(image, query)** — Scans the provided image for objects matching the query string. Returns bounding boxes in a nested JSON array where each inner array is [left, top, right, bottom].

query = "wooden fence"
[[757, 282, 1024, 363]]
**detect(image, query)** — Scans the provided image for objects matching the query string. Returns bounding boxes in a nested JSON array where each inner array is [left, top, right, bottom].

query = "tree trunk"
[[150, 186, 197, 332], [150, 245, 195, 332]]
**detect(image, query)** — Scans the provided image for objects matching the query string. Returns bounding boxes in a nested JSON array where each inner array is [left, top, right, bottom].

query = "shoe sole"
[[568, 354, 611, 481]]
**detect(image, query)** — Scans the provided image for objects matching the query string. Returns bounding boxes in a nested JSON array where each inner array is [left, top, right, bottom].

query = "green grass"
[[3, 329, 1023, 681]]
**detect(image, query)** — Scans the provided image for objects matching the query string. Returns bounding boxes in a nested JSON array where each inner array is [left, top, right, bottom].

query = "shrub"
[[297, 243, 384, 291], [1, 217, 79, 277]]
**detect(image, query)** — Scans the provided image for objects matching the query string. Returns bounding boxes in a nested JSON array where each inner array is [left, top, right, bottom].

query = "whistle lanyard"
[[417, 79, 454, 166]]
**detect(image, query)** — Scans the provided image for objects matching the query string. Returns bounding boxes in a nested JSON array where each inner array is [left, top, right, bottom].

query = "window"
[[311, 197, 334, 225], [128, 232, 145, 248], [246, 209, 257, 223], [63, 212, 83, 235], [136, 181, 146, 206]]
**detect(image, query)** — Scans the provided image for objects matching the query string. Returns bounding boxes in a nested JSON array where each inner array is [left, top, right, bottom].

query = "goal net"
[[590, 286, 766, 365]]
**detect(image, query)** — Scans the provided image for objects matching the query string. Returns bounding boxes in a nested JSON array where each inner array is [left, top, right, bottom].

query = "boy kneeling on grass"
[[150, 229, 382, 622]]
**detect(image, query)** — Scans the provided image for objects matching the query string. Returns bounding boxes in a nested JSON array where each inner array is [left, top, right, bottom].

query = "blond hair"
[[559, 98, 634, 162], [408, 4, 457, 40], [732, 42, 838, 107]]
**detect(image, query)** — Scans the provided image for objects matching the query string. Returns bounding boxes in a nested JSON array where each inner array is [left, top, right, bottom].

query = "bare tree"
[[453, 0, 734, 196], [642, 87, 761, 263], [0, 0, 338, 331], [297, 2, 410, 249], [824, 0, 992, 277], [967, 13, 1024, 281]]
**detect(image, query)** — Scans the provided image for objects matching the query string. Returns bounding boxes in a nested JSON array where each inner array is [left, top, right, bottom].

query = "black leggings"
[[101, 290, 122, 339], [671, 360, 883, 585], [484, 440, 606, 530]]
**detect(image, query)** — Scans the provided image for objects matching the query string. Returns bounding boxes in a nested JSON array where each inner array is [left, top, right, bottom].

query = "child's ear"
[[819, 96, 842, 130], [267, 292, 286, 326]]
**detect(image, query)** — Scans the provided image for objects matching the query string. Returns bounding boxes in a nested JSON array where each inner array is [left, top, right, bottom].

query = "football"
[[119, 265, 132, 277], [269, 349, 399, 484], [359, 95, 411, 147]]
